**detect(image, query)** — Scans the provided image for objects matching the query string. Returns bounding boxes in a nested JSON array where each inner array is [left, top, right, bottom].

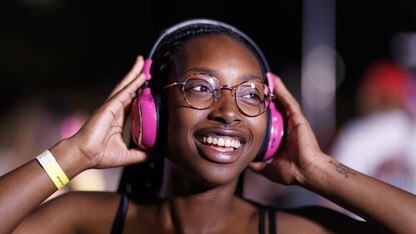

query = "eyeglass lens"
[[182, 74, 269, 116]]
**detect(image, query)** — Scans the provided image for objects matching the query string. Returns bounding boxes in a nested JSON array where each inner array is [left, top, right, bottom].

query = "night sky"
[[1, 0, 415, 127]]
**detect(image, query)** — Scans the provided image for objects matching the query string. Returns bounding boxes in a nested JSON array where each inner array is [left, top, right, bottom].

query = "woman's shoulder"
[[48, 190, 122, 215], [55, 190, 122, 202], [15, 191, 123, 233], [275, 206, 377, 233], [57, 191, 123, 232]]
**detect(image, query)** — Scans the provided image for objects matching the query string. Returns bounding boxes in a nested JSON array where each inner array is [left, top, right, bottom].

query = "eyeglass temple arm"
[[162, 82, 183, 89]]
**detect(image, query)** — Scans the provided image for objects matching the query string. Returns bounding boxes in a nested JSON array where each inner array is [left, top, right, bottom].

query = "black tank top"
[[110, 194, 277, 234]]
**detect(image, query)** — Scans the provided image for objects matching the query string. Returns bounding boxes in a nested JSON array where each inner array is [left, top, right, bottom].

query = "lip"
[[194, 128, 249, 164]]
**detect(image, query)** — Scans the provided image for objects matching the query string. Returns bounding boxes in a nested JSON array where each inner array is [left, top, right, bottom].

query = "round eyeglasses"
[[163, 73, 276, 117]]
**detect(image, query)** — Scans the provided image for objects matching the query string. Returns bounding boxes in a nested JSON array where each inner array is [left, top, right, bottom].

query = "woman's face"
[[165, 34, 267, 189]]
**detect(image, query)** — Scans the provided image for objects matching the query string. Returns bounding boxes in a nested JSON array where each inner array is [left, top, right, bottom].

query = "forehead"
[[177, 34, 264, 82]]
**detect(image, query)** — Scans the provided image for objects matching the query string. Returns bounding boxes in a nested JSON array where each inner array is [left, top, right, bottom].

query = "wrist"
[[296, 153, 361, 199], [296, 152, 334, 189], [48, 138, 92, 180]]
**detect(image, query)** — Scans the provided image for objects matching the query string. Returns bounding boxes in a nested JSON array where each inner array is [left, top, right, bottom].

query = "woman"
[[2, 19, 416, 234]]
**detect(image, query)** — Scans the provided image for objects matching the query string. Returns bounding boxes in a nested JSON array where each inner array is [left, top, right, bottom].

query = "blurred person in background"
[[328, 60, 416, 218]]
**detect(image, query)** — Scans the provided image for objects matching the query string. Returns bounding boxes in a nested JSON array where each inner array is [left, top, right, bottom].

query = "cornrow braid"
[[149, 23, 266, 90]]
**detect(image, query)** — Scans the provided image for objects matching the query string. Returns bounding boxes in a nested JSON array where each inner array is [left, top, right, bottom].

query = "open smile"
[[194, 128, 248, 163], [200, 135, 241, 150]]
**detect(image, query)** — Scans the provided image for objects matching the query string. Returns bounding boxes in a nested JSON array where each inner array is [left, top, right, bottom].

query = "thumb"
[[123, 148, 148, 165], [249, 161, 268, 172]]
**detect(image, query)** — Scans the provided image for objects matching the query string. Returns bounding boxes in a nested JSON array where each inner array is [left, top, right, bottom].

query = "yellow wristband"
[[36, 150, 69, 189]]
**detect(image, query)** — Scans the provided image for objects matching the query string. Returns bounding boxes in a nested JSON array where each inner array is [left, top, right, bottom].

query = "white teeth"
[[225, 139, 231, 147], [201, 136, 241, 149], [218, 138, 225, 146]]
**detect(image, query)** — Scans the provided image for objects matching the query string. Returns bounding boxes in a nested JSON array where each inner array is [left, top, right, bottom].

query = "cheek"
[[167, 108, 196, 144], [246, 114, 268, 159], [165, 93, 200, 159]]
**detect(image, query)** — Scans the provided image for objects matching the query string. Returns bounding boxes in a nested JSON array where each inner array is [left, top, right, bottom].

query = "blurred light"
[[391, 32, 416, 69], [302, 46, 336, 110], [302, 46, 345, 111], [302, 0, 336, 116], [302, 0, 336, 152], [15, 0, 66, 10], [304, 46, 336, 93]]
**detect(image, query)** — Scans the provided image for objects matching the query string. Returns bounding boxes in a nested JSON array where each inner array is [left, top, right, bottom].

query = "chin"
[[197, 163, 243, 186], [163, 154, 245, 194]]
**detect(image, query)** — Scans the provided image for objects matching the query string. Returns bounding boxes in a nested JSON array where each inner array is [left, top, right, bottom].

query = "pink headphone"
[[131, 19, 284, 161]]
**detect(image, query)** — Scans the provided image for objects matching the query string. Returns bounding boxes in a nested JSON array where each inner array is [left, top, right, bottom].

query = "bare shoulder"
[[14, 191, 122, 234], [276, 206, 379, 234]]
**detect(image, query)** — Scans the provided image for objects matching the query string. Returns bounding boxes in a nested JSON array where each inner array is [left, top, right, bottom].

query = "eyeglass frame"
[[162, 73, 276, 117]]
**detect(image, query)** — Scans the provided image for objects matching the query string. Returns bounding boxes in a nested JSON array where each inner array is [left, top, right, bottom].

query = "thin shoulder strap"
[[268, 206, 277, 234], [259, 205, 278, 234], [259, 206, 266, 234], [111, 194, 129, 234]]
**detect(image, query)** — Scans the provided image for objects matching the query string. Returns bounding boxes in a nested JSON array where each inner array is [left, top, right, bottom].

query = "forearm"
[[0, 139, 89, 233], [0, 56, 146, 233], [301, 153, 416, 233]]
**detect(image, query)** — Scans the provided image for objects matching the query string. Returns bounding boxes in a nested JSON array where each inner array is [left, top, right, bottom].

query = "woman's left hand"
[[249, 74, 324, 186]]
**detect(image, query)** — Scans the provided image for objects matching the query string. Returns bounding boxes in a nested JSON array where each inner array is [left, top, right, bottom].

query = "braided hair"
[[118, 22, 265, 202]]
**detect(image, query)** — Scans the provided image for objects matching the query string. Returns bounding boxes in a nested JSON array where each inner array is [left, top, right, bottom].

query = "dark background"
[[1, 0, 415, 128]]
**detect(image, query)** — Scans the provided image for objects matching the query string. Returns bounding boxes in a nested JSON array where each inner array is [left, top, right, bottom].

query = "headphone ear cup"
[[253, 109, 272, 162], [262, 101, 284, 161], [131, 87, 159, 150], [253, 99, 285, 161]]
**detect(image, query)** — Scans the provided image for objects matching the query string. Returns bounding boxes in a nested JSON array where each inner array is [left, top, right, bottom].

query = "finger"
[[108, 72, 146, 108], [108, 56, 145, 100], [123, 148, 148, 165], [94, 148, 148, 169], [273, 75, 302, 116]]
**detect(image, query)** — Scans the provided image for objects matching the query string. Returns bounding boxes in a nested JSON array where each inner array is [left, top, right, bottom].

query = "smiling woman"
[[163, 34, 268, 176], [1, 19, 416, 234], [122, 24, 273, 203]]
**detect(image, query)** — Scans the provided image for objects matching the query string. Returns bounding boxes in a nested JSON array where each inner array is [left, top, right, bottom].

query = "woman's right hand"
[[0, 56, 149, 233], [68, 55, 148, 170]]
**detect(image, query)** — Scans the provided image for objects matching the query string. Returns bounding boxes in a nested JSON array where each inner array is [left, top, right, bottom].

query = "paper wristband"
[[36, 150, 69, 189]]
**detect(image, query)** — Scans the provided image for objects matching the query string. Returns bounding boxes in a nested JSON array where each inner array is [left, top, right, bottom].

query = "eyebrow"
[[182, 67, 264, 82]]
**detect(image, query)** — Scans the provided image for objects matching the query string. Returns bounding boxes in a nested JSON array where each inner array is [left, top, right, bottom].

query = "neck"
[[162, 188, 238, 233], [157, 158, 242, 233]]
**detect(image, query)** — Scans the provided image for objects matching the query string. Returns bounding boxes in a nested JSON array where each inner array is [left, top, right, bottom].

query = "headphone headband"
[[147, 19, 271, 73]]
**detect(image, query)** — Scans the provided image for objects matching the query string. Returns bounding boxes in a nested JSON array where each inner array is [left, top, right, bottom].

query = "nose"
[[208, 88, 242, 124]]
